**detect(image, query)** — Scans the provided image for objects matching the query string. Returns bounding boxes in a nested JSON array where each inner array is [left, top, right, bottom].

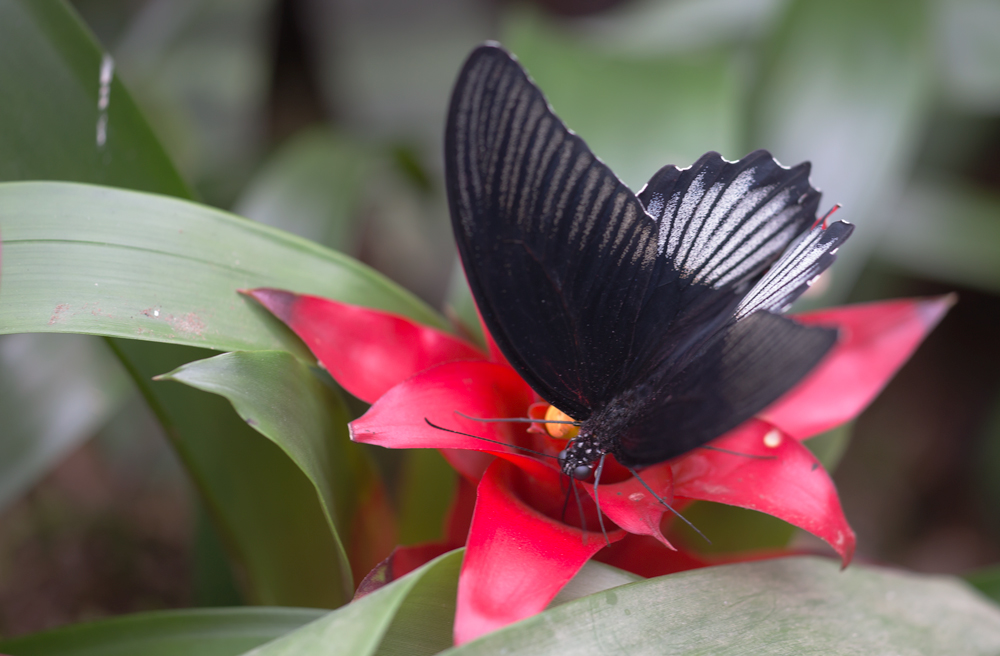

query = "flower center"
[[544, 405, 579, 440]]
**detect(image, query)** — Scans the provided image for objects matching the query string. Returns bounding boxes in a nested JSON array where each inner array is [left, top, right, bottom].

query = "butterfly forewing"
[[447, 45, 661, 419]]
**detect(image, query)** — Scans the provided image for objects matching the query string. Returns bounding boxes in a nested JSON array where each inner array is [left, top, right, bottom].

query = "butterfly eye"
[[571, 464, 594, 481]]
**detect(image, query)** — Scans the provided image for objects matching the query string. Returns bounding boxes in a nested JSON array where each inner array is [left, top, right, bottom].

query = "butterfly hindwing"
[[615, 311, 837, 465], [639, 150, 821, 294], [446, 45, 662, 419], [734, 219, 854, 320]]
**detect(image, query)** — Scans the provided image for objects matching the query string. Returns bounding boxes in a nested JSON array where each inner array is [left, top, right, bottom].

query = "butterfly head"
[[557, 437, 600, 481]]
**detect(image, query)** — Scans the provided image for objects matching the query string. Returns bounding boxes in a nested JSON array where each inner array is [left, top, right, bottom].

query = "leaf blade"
[[0, 0, 191, 197], [0, 607, 326, 656], [446, 557, 1000, 655], [0, 181, 448, 350], [157, 350, 396, 598]]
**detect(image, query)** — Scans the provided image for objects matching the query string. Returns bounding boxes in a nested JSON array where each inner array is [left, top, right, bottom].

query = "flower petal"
[[588, 463, 677, 548], [763, 296, 954, 439], [672, 419, 855, 564], [455, 458, 622, 644], [245, 288, 484, 402], [349, 360, 535, 480], [595, 534, 710, 578]]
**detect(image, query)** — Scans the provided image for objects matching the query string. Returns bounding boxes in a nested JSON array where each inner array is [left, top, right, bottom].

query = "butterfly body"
[[563, 382, 660, 478], [446, 44, 854, 479]]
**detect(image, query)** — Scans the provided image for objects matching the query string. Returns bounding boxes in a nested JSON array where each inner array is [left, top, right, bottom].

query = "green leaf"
[[548, 561, 643, 609], [396, 448, 457, 546], [804, 421, 854, 473], [0, 0, 407, 610], [242, 549, 462, 656], [233, 128, 373, 253], [193, 504, 246, 607], [114, 0, 276, 204], [503, 10, 741, 192], [0, 181, 449, 350], [965, 564, 1000, 605], [157, 350, 382, 599], [446, 557, 1000, 655], [110, 339, 349, 608], [0, 0, 191, 197], [750, 0, 933, 306], [667, 502, 797, 555], [0, 333, 129, 513], [371, 549, 462, 656], [0, 607, 325, 656]]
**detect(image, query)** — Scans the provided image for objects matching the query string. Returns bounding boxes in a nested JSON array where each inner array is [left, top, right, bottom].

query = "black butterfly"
[[445, 44, 852, 482]]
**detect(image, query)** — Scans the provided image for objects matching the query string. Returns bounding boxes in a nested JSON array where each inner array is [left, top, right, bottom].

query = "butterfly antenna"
[[625, 466, 711, 545], [698, 445, 776, 460], [560, 483, 572, 523], [571, 478, 589, 544], [812, 203, 841, 229], [593, 454, 611, 547], [454, 411, 580, 426], [423, 418, 559, 460]]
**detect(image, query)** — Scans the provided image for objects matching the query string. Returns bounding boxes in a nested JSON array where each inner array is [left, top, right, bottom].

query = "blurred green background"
[[2, 0, 1000, 637]]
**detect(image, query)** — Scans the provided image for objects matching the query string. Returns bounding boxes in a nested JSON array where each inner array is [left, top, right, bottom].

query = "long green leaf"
[[157, 351, 381, 600], [966, 564, 1000, 605], [0, 0, 412, 609], [0, 181, 448, 349], [447, 557, 1000, 655], [242, 550, 462, 656], [0, 607, 325, 656], [0, 0, 190, 197], [548, 561, 642, 609], [109, 339, 349, 608]]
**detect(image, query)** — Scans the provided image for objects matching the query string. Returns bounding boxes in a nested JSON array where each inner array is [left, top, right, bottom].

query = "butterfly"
[[445, 43, 853, 482]]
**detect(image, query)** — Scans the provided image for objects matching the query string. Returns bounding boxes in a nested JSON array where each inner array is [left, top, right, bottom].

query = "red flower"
[[246, 288, 951, 645]]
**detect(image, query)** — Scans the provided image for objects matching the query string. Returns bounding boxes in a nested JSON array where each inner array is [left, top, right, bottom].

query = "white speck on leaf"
[[96, 53, 114, 147]]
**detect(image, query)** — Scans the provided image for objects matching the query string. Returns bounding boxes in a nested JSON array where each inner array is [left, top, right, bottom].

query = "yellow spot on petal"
[[763, 428, 782, 448], [544, 405, 579, 440]]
